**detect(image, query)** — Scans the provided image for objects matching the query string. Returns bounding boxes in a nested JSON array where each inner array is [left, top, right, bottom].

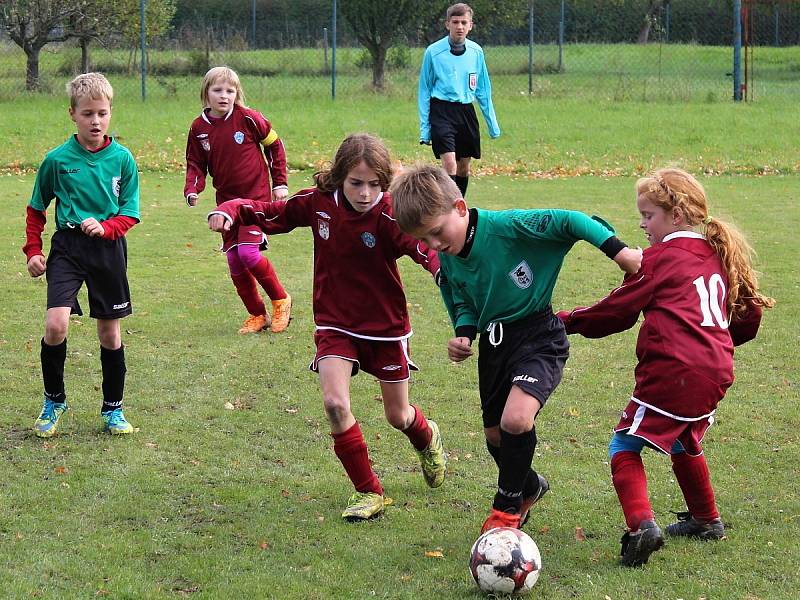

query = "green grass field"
[[0, 47, 799, 597]]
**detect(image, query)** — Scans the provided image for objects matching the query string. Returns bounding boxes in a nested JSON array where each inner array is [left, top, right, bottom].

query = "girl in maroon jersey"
[[558, 168, 774, 567], [207, 134, 448, 521], [184, 66, 292, 334]]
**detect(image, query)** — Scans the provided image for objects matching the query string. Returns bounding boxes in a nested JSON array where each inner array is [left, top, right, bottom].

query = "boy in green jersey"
[[391, 165, 642, 533], [23, 73, 141, 437]]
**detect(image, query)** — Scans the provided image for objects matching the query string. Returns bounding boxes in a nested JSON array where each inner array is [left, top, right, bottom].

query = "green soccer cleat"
[[102, 408, 134, 435], [33, 397, 69, 438], [417, 419, 447, 488], [341, 491, 385, 521]]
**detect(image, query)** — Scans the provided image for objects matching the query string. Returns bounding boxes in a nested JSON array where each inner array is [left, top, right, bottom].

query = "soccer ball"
[[469, 527, 542, 595]]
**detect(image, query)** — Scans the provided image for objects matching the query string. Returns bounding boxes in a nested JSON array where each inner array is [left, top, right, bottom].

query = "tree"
[[339, 0, 438, 90], [0, 0, 83, 90], [637, 0, 667, 43]]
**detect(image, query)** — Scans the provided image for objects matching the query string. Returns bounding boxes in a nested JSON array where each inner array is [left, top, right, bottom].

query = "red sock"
[[230, 272, 266, 316], [332, 422, 383, 495], [611, 451, 654, 531], [671, 452, 719, 521], [249, 257, 287, 301], [401, 405, 432, 451]]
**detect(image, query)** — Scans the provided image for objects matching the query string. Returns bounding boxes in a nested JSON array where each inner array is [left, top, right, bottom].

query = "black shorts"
[[46, 229, 132, 320], [477, 308, 569, 428], [430, 98, 481, 160]]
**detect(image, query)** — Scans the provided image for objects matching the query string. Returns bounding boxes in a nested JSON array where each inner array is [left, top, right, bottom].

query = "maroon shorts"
[[310, 329, 418, 382], [615, 399, 714, 456]]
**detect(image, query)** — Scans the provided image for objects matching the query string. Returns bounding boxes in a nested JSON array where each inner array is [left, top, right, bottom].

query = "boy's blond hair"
[[446, 3, 473, 20], [200, 66, 246, 108], [67, 72, 113, 109], [390, 164, 461, 233]]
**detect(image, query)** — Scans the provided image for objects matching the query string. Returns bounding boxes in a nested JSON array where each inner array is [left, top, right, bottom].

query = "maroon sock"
[[332, 422, 383, 495], [611, 451, 654, 531], [249, 257, 287, 301], [401, 405, 432, 451], [230, 271, 266, 316], [671, 452, 719, 521]]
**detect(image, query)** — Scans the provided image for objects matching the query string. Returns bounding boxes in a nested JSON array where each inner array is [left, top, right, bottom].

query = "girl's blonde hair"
[[636, 168, 774, 319], [314, 133, 393, 193], [200, 66, 246, 108]]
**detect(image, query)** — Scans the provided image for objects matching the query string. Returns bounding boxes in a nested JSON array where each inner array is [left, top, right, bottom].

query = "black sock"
[[453, 175, 468, 197], [101, 345, 126, 413], [41, 338, 67, 403], [493, 428, 537, 513], [488, 439, 540, 499]]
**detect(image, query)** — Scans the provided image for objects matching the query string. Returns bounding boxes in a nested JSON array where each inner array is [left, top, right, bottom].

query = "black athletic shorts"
[[477, 307, 570, 428], [46, 228, 132, 320], [429, 98, 481, 160]]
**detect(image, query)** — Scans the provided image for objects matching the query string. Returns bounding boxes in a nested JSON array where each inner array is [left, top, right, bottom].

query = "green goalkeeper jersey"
[[439, 207, 617, 332], [29, 136, 140, 230]]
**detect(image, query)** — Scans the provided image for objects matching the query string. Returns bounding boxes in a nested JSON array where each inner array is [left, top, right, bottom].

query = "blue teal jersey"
[[418, 36, 500, 142]]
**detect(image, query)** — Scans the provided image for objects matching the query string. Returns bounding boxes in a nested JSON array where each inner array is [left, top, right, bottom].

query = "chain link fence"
[[1, 0, 798, 102]]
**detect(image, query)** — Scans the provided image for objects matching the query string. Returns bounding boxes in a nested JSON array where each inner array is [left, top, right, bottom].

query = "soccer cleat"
[[619, 519, 664, 567], [238, 313, 270, 334], [520, 473, 550, 527], [666, 511, 726, 540], [33, 397, 69, 438], [481, 508, 522, 534], [102, 408, 134, 435], [417, 419, 447, 488], [270, 294, 292, 333], [341, 491, 385, 521]]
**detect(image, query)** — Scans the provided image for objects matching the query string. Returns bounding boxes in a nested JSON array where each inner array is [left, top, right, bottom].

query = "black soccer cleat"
[[619, 519, 664, 567], [666, 511, 726, 540]]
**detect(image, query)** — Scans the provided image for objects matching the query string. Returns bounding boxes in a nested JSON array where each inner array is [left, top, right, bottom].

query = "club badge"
[[361, 232, 376, 248], [508, 260, 533, 289], [469, 72, 477, 91], [234, 131, 245, 144], [111, 176, 121, 198], [318, 219, 329, 240], [201, 139, 210, 151]]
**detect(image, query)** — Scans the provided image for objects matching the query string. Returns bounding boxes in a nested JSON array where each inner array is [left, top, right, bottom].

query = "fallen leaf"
[[223, 402, 235, 410], [575, 526, 587, 541], [54, 466, 67, 474], [424, 550, 444, 558], [259, 540, 269, 550]]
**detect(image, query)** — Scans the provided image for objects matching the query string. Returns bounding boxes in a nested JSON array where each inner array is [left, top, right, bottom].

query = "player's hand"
[[419, 139, 431, 146], [27, 254, 46, 277], [208, 214, 231, 232], [614, 246, 643, 274], [272, 188, 288, 201], [555, 310, 570, 323], [187, 193, 199, 207], [447, 336, 473, 362], [80, 217, 104, 237]]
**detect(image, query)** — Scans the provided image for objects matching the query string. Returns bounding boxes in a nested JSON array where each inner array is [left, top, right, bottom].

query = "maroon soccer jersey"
[[560, 231, 762, 419], [211, 188, 440, 340], [184, 104, 287, 204]]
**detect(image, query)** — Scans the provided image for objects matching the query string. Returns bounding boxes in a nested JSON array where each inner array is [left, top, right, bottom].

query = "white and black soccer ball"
[[469, 527, 542, 595]]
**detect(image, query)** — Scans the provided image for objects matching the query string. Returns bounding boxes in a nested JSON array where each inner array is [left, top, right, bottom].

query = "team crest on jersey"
[[469, 72, 477, 90], [508, 260, 533, 289], [233, 131, 245, 144], [318, 219, 330, 240], [201, 139, 211, 151], [361, 232, 376, 248], [111, 176, 121, 198]]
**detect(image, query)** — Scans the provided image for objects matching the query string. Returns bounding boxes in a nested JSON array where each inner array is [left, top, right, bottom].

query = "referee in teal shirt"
[[418, 3, 500, 198]]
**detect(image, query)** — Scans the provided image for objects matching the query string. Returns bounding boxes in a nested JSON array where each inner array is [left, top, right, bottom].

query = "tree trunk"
[[371, 45, 388, 90], [80, 38, 91, 73], [25, 45, 42, 91], [637, 1, 664, 44]]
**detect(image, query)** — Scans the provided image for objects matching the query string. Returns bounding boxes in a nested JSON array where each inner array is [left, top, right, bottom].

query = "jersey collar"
[[663, 230, 705, 242]]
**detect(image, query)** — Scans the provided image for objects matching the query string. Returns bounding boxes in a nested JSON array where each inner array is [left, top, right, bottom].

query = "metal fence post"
[[252, 0, 257, 48], [528, 0, 534, 95], [558, 0, 564, 72], [331, 0, 337, 100], [140, 0, 146, 102], [733, 0, 742, 101]]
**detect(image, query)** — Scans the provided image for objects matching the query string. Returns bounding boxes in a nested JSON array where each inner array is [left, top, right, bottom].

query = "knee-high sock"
[[230, 271, 266, 316], [332, 422, 383, 495], [487, 440, 540, 499], [494, 428, 537, 513], [671, 452, 719, 521], [611, 450, 653, 531], [41, 338, 67, 402], [401, 405, 432, 451], [100, 345, 126, 413], [249, 256, 287, 301]]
